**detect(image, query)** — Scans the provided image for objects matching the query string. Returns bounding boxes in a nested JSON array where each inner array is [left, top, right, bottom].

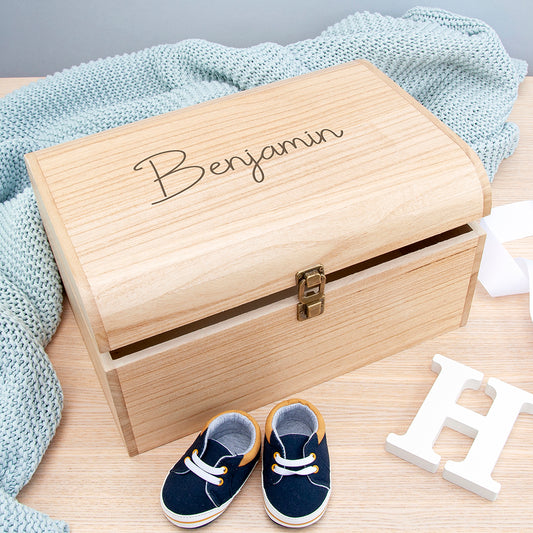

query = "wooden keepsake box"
[[26, 60, 491, 455]]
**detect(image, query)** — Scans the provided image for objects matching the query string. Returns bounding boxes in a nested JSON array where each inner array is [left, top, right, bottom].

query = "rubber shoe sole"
[[262, 486, 331, 528], [160, 493, 233, 529]]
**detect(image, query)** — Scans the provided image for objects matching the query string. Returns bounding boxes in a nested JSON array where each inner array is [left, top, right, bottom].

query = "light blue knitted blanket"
[[0, 7, 526, 531]]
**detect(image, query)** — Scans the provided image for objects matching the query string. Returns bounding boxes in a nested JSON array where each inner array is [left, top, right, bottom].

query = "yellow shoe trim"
[[265, 398, 325, 444]]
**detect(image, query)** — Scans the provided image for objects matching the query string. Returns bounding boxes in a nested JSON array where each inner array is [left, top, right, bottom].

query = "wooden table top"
[[3, 76, 532, 532]]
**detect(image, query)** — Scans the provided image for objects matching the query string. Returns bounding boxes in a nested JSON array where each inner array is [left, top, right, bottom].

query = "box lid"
[[26, 60, 491, 353]]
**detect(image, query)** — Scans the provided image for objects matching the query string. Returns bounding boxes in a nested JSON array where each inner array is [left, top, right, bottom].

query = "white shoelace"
[[271, 451, 318, 476], [184, 449, 227, 486]]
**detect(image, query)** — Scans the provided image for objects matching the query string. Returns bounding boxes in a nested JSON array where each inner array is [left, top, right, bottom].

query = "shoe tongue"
[[279, 433, 309, 460], [201, 438, 233, 466]]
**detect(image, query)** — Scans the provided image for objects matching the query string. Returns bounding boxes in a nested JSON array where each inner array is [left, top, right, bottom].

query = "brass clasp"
[[296, 265, 326, 321]]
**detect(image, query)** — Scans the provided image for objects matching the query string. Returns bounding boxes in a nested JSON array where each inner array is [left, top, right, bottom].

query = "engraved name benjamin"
[[133, 128, 344, 205]]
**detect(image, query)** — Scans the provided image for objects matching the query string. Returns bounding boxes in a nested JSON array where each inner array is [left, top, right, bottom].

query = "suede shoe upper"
[[262, 399, 331, 527], [161, 410, 260, 528]]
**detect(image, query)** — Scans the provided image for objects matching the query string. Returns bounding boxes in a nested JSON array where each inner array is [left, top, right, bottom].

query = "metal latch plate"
[[296, 265, 326, 321]]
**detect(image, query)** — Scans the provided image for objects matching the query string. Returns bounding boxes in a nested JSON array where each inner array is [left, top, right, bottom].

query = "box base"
[[70, 224, 484, 455]]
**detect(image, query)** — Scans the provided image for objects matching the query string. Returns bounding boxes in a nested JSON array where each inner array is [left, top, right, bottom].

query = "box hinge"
[[296, 265, 326, 321]]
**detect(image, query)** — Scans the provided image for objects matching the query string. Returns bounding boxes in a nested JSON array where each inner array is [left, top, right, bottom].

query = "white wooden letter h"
[[386, 354, 533, 500]]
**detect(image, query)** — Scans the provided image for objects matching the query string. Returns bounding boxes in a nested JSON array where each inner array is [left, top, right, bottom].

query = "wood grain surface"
[[24, 61, 489, 352], [5, 75, 533, 531], [110, 225, 482, 454]]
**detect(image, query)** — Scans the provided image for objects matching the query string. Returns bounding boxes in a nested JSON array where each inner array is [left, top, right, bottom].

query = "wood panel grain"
[[113, 227, 481, 453], [25, 60, 490, 351]]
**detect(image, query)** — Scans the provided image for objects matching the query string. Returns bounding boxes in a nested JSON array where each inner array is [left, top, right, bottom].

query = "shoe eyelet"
[[310, 453, 316, 460], [193, 449, 198, 456], [313, 465, 319, 473], [218, 478, 224, 486], [221, 466, 228, 474], [273, 452, 280, 460], [271, 464, 277, 472]]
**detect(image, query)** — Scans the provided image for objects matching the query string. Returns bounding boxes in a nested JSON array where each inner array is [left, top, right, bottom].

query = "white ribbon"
[[479, 201, 533, 320]]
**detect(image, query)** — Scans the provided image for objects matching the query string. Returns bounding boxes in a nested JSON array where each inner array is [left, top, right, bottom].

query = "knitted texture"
[[0, 191, 66, 532], [0, 7, 526, 531]]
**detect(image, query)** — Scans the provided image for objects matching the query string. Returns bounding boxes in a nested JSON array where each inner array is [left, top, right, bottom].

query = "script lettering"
[[133, 128, 344, 205], [133, 150, 205, 205]]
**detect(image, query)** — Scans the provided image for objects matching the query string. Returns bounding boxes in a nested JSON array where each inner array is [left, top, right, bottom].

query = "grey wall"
[[0, 0, 530, 77]]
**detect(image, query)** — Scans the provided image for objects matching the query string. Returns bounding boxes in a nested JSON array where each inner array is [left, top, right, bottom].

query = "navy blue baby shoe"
[[262, 398, 331, 528], [161, 410, 261, 528]]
